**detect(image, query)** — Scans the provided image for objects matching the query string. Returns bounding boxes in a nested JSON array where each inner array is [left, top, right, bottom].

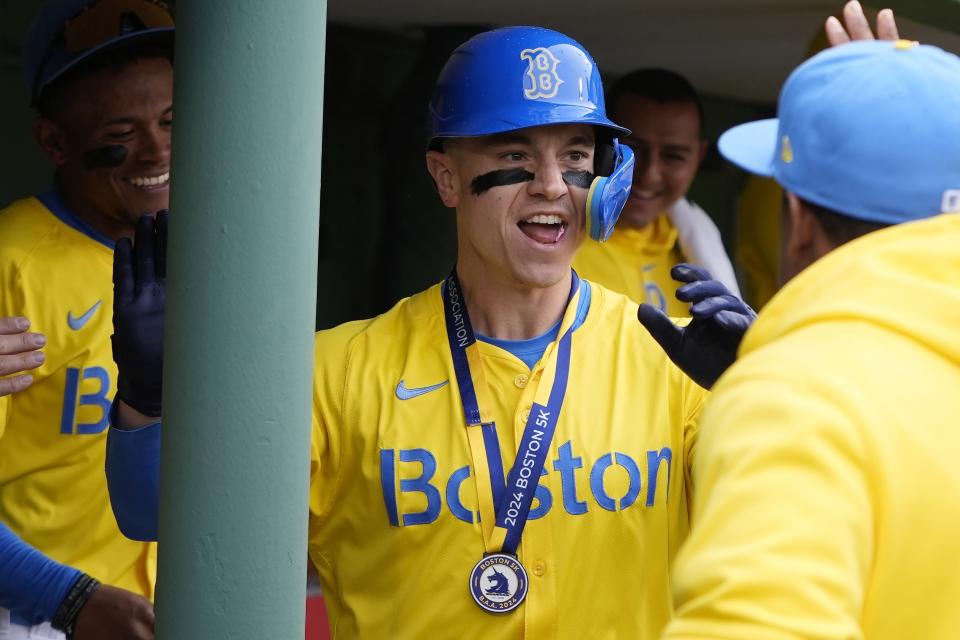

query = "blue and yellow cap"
[[719, 39, 960, 224], [23, 0, 174, 105]]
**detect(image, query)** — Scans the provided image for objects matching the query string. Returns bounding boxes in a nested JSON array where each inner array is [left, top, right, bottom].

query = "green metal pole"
[[157, 1, 326, 638]]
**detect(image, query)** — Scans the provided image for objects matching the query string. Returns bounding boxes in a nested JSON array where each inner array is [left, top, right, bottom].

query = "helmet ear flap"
[[585, 140, 634, 242], [594, 130, 616, 177]]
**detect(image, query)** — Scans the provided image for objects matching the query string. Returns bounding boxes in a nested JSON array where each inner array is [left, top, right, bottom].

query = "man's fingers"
[[155, 210, 169, 279], [670, 263, 712, 284], [114, 238, 135, 305], [676, 279, 729, 303], [714, 309, 755, 334], [825, 15, 851, 46], [689, 295, 744, 318], [638, 303, 683, 356], [0, 331, 45, 356], [0, 316, 29, 335], [0, 374, 34, 397], [134, 214, 156, 287], [876, 8, 900, 41], [0, 350, 44, 376], [843, 0, 875, 41]]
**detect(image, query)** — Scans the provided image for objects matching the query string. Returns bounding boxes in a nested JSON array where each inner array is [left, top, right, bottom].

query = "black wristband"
[[51, 573, 100, 638]]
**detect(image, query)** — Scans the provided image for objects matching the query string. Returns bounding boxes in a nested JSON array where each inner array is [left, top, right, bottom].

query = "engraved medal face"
[[469, 554, 528, 614]]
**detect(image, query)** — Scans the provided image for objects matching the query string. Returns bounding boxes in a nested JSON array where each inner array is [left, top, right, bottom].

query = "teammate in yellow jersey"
[[105, 27, 750, 638], [0, 1, 173, 637], [663, 4, 960, 639], [573, 68, 739, 315]]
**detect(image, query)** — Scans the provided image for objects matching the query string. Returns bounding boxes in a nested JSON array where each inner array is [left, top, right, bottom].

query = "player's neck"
[[455, 264, 572, 341], [54, 175, 129, 241]]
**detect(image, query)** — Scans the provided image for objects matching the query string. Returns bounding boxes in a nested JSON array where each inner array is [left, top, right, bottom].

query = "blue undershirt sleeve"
[[105, 400, 161, 542], [0, 522, 82, 625]]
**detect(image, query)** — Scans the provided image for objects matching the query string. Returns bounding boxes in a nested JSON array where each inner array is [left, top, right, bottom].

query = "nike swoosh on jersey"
[[67, 300, 103, 331], [395, 379, 449, 401]]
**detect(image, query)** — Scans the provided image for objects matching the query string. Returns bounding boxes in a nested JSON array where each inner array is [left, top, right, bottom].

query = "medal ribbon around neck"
[[442, 269, 579, 555]]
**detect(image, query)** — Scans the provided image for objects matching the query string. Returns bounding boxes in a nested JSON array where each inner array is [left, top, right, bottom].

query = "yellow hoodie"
[[663, 212, 960, 640]]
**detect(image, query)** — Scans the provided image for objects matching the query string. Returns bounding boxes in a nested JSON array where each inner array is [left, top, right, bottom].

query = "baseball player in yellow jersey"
[[573, 68, 740, 315], [105, 26, 752, 638], [663, 6, 960, 640], [0, 1, 173, 637]]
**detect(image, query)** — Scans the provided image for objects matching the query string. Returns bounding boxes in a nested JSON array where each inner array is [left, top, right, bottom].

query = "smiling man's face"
[[613, 94, 706, 228], [37, 55, 173, 238], [428, 123, 595, 290]]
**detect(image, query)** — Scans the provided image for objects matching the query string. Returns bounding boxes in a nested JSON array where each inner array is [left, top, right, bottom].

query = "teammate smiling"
[[106, 26, 749, 638], [0, 1, 172, 637]]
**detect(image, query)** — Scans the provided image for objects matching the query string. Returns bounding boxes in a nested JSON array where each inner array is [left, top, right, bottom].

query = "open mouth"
[[518, 213, 567, 245], [125, 171, 170, 191]]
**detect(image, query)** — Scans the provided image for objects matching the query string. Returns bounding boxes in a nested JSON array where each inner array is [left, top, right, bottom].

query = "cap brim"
[[37, 27, 174, 102], [717, 118, 779, 177]]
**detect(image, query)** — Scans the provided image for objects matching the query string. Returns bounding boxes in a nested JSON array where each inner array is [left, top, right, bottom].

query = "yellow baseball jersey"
[[734, 176, 782, 309], [0, 195, 155, 598], [573, 214, 688, 316], [664, 213, 960, 639], [307, 279, 707, 638]]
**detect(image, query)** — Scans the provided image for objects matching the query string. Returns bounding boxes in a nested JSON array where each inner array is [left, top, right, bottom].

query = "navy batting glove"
[[112, 211, 168, 417], [638, 263, 756, 389]]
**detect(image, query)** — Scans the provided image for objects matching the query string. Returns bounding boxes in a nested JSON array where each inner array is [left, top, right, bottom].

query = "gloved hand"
[[112, 212, 168, 417], [638, 263, 756, 389]]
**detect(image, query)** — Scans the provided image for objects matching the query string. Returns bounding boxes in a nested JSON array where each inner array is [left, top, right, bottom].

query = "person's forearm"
[[0, 522, 81, 624], [115, 399, 159, 430], [106, 400, 161, 541]]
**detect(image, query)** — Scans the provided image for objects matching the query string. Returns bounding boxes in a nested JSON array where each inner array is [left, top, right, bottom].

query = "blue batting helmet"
[[427, 26, 627, 144], [427, 26, 634, 241]]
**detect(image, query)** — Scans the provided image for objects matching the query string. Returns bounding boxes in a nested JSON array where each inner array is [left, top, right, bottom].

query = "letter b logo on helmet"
[[521, 47, 563, 100]]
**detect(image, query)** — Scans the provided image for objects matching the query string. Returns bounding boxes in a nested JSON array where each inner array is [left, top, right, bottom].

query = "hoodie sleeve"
[[663, 372, 872, 640]]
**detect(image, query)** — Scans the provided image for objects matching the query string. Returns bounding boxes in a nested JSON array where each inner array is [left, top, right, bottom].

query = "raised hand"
[[0, 316, 45, 396], [638, 263, 756, 389], [826, 0, 900, 47], [113, 212, 168, 417]]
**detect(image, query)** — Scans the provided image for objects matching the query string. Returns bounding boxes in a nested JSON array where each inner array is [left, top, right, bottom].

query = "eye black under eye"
[[562, 170, 593, 188]]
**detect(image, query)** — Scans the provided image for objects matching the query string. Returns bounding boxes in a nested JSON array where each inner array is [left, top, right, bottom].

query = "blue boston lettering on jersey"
[[379, 449, 443, 527], [646, 447, 673, 507], [527, 467, 552, 520], [446, 465, 478, 523], [446, 465, 553, 524], [382, 442, 672, 525], [380, 449, 400, 526], [590, 452, 642, 511], [60, 366, 112, 435], [553, 440, 588, 515]]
